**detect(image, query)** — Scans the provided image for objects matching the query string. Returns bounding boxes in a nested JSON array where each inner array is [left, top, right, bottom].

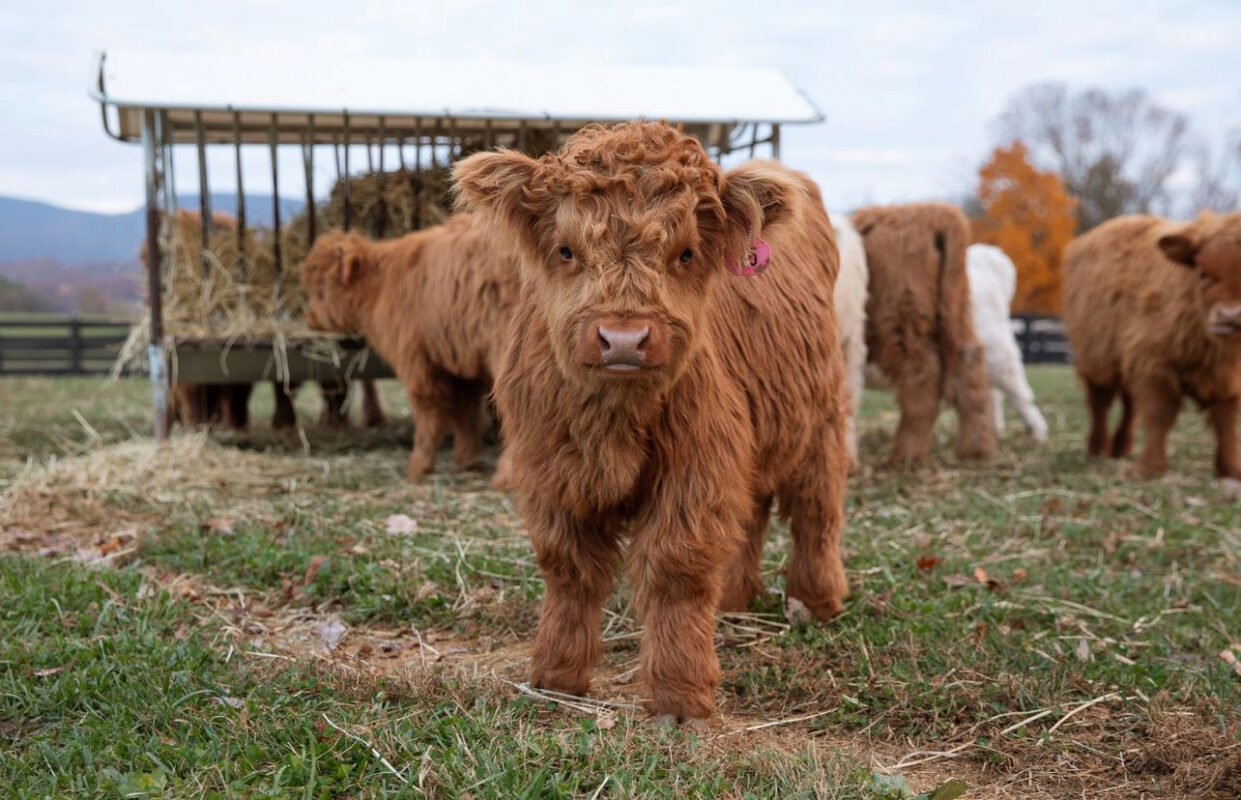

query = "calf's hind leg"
[[779, 427, 849, 621], [1085, 380, 1116, 457], [1111, 390, 1135, 458], [948, 343, 996, 460], [718, 494, 773, 613], [1207, 397, 1241, 480]]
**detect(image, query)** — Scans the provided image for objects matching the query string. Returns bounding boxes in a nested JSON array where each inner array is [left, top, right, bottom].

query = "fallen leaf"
[[302, 556, 326, 587], [384, 514, 419, 536], [597, 716, 616, 731], [205, 516, 236, 535], [1075, 638, 1091, 662], [944, 574, 972, 589], [1011, 568, 1028, 584], [916, 555, 942, 573], [315, 618, 348, 651], [214, 696, 245, 709], [356, 642, 375, 659], [97, 537, 125, 556], [974, 566, 1002, 591], [33, 667, 64, 678], [612, 668, 638, 685], [1221, 648, 1241, 678]]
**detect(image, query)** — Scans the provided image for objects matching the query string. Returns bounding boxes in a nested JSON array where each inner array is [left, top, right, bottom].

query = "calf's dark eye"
[[679, 249, 694, 264], [559, 245, 574, 261]]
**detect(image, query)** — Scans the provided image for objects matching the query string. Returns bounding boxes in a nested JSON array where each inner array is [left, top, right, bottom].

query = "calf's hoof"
[[406, 454, 435, 482], [531, 665, 591, 698], [654, 714, 709, 735]]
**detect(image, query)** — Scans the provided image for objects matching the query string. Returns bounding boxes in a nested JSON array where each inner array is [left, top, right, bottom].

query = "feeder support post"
[[141, 107, 169, 441]]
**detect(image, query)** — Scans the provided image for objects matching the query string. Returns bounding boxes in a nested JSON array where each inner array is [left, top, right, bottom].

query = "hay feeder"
[[93, 50, 823, 439]]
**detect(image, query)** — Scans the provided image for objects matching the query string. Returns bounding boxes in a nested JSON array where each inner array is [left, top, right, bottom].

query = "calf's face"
[[1160, 214, 1241, 338], [301, 232, 368, 333], [454, 122, 797, 392]]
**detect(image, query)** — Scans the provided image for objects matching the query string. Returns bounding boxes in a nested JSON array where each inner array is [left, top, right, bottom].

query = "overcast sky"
[[2, 0, 1237, 214]]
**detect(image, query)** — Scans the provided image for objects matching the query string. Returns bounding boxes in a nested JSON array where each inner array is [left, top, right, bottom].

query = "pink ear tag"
[[725, 239, 771, 277]]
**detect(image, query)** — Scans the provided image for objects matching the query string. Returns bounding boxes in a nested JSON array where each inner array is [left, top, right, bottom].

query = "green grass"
[[2, 368, 1240, 798], [0, 557, 901, 799]]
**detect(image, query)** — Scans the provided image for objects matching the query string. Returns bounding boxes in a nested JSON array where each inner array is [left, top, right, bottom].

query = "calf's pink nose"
[[597, 325, 650, 367]]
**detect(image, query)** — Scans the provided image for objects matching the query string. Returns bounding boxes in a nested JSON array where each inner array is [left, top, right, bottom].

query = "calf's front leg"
[[628, 503, 743, 724], [528, 512, 621, 696], [1207, 396, 1241, 480]]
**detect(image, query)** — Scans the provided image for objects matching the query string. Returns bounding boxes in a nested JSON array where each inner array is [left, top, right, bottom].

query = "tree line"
[[971, 82, 1240, 316]]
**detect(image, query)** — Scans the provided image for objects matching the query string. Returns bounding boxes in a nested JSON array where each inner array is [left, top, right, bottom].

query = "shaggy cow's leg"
[[272, 382, 298, 429], [628, 534, 728, 722], [360, 380, 386, 427], [529, 513, 620, 696], [448, 387, 487, 471], [491, 445, 515, 491], [222, 384, 253, 430], [782, 431, 849, 621], [991, 389, 1006, 437], [319, 381, 350, 427], [890, 350, 941, 467], [1136, 384, 1181, 478], [1111, 390, 1136, 458], [718, 494, 773, 613], [1085, 381, 1116, 457], [950, 344, 996, 460], [1207, 397, 1241, 480], [992, 361, 1049, 443]]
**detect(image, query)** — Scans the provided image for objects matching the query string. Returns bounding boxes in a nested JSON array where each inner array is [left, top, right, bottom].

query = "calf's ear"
[[1158, 232, 1198, 268], [720, 161, 805, 262], [453, 151, 543, 252], [337, 239, 365, 286]]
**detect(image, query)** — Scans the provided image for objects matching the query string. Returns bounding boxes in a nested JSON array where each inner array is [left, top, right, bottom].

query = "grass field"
[[2, 368, 1239, 798]]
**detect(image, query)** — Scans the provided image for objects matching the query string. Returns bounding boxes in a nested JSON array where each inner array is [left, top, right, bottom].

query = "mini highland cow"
[[830, 211, 869, 465], [853, 203, 996, 466], [454, 122, 850, 726], [1063, 212, 1241, 478], [301, 214, 519, 481]]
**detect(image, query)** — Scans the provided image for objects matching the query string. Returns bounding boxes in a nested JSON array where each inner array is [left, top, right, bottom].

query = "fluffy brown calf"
[[853, 203, 995, 466], [454, 122, 849, 726], [301, 215, 518, 480], [1064, 212, 1241, 478]]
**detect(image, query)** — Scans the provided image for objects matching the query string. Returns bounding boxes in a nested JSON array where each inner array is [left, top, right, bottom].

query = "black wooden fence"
[[1012, 315, 1071, 364], [0, 314, 132, 376]]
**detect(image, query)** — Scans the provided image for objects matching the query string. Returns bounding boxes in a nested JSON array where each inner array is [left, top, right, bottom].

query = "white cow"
[[967, 244, 1049, 442], [830, 211, 869, 464]]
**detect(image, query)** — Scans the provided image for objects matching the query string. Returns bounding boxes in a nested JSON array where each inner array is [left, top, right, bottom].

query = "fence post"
[[69, 316, 82, 374], [1021, 316, 1035, 363]]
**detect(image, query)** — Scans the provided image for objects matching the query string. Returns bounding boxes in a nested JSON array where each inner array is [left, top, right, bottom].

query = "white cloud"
[[1, 0, 1237, 212]]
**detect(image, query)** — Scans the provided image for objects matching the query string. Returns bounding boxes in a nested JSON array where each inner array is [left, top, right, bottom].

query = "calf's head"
[[453, 121, 801, 391], [300, 231, 371, 333], [1159, 213, 1241, 338]]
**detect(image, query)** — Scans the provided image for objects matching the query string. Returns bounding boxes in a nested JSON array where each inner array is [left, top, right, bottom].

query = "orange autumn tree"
[[972, 142, 1077, 316]]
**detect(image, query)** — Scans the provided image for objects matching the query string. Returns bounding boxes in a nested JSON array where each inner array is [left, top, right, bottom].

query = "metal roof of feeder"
[[93, 51, 824, 145]]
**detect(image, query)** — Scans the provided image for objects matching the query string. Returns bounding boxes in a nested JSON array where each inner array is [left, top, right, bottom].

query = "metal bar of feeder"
[[269, 113, 281, 274], [484, 118, 494, 150], [233, 112, 246, 276], [517, 119, 527, 153], [165, 111, 178, 212], [142, 108, 169, 441], [366, 135, 374, 172], [378, 116, 386, 171], [771, 124, 781, 160], [414, 117, 422, 170], [749, 123, 759, 159], [194, 111, 211, 276], [304, 114, 316, 245], [397, 134, 406, 170], [342, 111, 352, 231], [157, 111, 172, 220]]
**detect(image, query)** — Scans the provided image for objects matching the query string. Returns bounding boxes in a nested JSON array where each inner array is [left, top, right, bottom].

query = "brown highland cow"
[[1063, 212, 1241, 479], [453, 122, 850, 727], [853, 203, 996, 466], [301, 214, 519, 481]]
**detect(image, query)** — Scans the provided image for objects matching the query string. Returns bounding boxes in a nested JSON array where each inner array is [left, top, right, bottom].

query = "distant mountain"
[[0, 194, 306, 265]]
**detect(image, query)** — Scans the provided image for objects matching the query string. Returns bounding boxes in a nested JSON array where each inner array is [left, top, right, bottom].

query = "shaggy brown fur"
[[1063, 212, 1241, 478], [301, 214, 519, 481], [453, 122, 849, 725], [853, 203, 996, 466]]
